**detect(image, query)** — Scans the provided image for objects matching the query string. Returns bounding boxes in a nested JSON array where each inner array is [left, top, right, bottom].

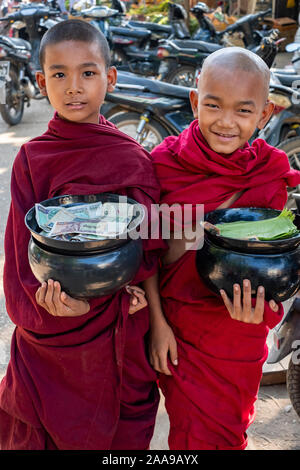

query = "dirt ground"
[[0, 63, 299, 451]]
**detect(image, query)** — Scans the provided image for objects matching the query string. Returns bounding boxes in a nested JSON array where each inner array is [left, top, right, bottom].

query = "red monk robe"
[[0, 113, 166, 450], [151, 120, 300, 450]]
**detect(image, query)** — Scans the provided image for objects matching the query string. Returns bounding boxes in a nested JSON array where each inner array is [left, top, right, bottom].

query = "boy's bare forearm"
[[143, 273, 167, 325]]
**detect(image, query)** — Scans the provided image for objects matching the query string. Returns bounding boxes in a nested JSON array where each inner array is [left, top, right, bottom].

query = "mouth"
[[212, 131, 238, 141], [66, 102, 86, 109]]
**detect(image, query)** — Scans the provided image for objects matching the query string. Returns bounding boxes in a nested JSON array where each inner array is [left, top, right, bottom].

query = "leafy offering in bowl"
[[215, 209, 299, 241]]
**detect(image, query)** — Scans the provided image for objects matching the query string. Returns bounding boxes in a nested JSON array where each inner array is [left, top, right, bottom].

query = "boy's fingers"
[[44, 279, 56, 314], [36, 282, 47, 305], [126, 285, 145, 295], [169, 341, 178, 366], [242, 279, 252, 322], [35, 287, 41, 304], [133, 291, 147, 306], [220, 289, 233, 316], [52, 281, 61, 309], [60, 291, 76, 308], [269, 299, 279, 312], [233, 284, 242, 321], [158, 353, 172, 375], [60, 293, 90, 315], [252, 286, 265, 324]]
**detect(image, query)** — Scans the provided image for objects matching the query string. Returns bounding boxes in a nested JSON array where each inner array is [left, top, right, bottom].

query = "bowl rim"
[[204, 207, 300, 252], [25, 192, 146, 252]]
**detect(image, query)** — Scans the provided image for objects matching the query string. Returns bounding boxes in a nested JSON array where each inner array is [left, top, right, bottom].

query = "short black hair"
[[39, 19, 111, 71]]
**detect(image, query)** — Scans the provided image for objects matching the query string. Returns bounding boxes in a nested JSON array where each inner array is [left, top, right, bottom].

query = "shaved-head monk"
[[145, 47, 300, 450], [0, 20, 166, 450]]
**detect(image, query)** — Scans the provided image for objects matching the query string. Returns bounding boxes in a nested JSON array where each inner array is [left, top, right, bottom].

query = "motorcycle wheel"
[[100, 104, 124, 122], [109, 112, 170, 151], [0, 68, 24, 126], [287, 357, 300, 418], [164, 66, 197, 88], [276, 137, 300, 210]]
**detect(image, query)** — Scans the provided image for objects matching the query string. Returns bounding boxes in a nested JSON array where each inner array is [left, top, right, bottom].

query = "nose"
[[65, 76, 82, 95], [217, 110, 235, 129]]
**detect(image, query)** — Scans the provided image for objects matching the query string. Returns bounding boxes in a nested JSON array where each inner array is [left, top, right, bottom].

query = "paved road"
[[0, 99, 299, 450]]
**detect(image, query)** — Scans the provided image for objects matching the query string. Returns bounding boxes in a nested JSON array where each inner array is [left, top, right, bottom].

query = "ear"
[[35, 71, 48, 96], [106, 66, 117, 93], [257, 100, 275, 130], [189, 89, 199, 119]]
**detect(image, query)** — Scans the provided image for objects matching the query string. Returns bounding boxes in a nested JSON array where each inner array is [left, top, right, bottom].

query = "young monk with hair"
[[0, 20, 166, 450], [145, 47, 300, 450]]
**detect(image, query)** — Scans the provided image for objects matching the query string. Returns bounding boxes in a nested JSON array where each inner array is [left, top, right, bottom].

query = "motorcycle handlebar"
[[0, 7, 61, 22], [0, 11, 22, 21], [219, 8, 272, 35]]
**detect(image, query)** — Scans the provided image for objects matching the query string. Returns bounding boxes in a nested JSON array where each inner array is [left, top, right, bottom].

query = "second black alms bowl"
[[196, 208, 300, 303]]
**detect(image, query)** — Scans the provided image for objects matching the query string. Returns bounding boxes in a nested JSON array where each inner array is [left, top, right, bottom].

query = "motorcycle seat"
[[110, 25, 152, 40], [169, 39, 223, 53], [0, 36, 31, 51], [274, 72, 300, 87], [271, 68, 296, 75], [128, 20, 172, 35], [116, 71, 191, 99]]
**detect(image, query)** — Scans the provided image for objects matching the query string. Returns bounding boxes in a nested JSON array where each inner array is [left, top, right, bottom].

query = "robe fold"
[[0, 113, 165, 450], [151, 120, 300, 450]]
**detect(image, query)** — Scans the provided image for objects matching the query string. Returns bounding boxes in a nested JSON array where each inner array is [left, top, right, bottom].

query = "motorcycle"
[[280, 42, 300, 74], [270, 42, 300, 89], [102, 30, 300, 204], [125, 1, 190, 43], [0, 31, 43, 125], [156, 8, 274, 86], [101, 70, 192, 151], [191, 2, 272, 44], [1, 2, 63, 70], [72, 4, 121, 49], [267, 193, 300, 419], [101, 31, 278, 141], [108, 1, 190, 78]]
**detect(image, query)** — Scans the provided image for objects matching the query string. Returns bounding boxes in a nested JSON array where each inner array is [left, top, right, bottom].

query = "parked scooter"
[[156, 8, 274, 86], [0, 2, 63, 70], [73, 4, 121, 49], [270, 42, 300, 89], [0, 32, 43, 125], [191, 2, 272, 44], [267, 193, 300, 418], [108, 1, 190, 77], [101, 31, 279, 142], [101, 70, 192, 150], [126, 1, 190, 43], [102, 30, 300, 205]]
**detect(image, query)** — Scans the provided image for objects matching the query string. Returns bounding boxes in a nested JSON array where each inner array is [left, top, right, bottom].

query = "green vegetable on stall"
[[215, 209, 299, 241]]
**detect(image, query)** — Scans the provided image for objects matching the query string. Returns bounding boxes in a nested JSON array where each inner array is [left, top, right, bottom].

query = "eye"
[[54, 72, 64, 78], [204, 103, 218, 109], [83, 71, 95, 77], [238, 108, 252, 114]]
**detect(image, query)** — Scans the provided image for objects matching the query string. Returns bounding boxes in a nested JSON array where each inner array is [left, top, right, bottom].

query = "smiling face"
[[190, 65, 274, 154], [36, 40, 117, 124]]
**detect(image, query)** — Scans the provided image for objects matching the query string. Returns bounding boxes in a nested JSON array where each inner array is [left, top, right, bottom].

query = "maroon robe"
[[151, 120, 300, 450], [0, 113, 165, 450]]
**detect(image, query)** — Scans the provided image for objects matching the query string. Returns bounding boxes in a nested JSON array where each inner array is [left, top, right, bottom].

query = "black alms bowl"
[[28, 237, 143, 299], [196, 208, 300, 303], [25, 193, 145, 298]]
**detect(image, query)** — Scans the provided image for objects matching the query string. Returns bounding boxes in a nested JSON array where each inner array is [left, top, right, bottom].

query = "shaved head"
[[199, 47, 270, 102]]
